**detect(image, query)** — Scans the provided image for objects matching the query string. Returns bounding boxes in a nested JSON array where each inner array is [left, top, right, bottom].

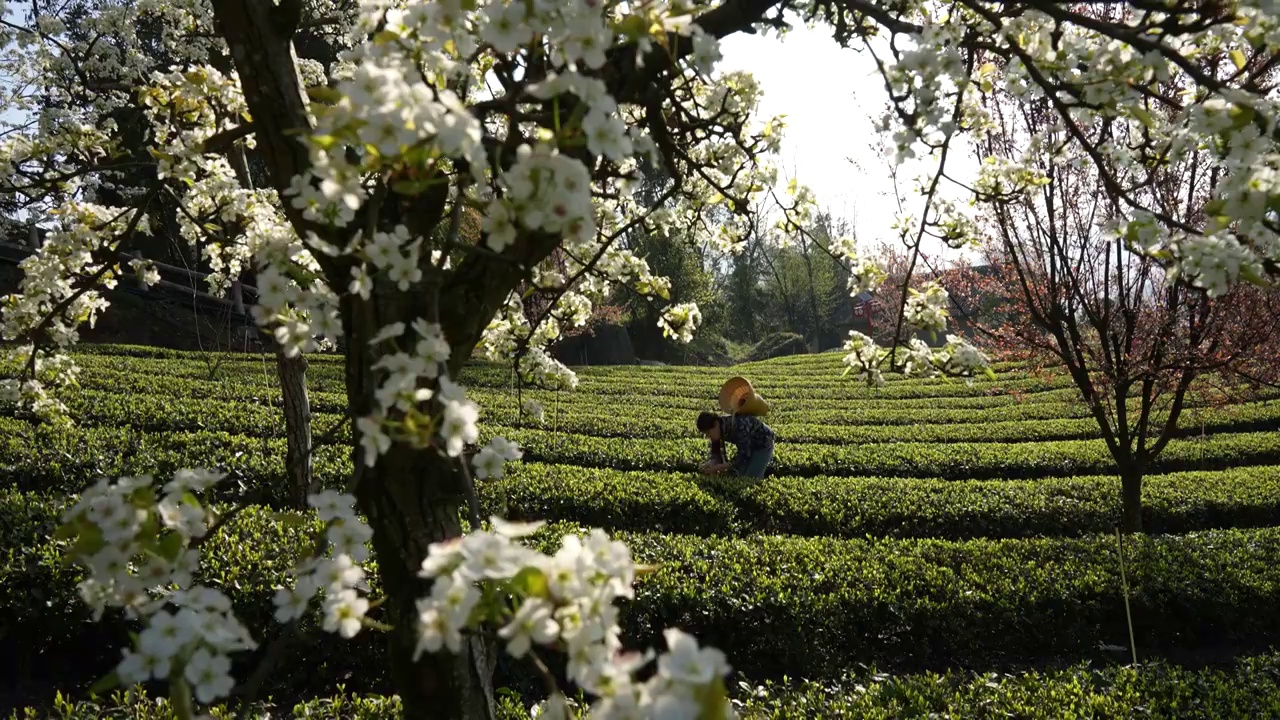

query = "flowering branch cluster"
[[416, 518, 735, 719], [59, 470, 255, 705], [838, 276, 992, 387]]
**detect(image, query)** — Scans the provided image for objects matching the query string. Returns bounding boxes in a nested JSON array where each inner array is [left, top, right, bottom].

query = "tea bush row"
[[7, 492, 1280, 689], [12, 386, 1278, 446], [499, 427, 1280, 479], [5, 418, 1280, 504], [56, 352, 1070, 400], [16, 654, 1280, 720], [492, 463, 1280, 539]]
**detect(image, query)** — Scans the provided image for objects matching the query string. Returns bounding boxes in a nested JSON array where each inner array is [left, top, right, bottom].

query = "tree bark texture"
[[275, 348, 315, 508], [1120, 468, 1144, 534], [343, 293, 497, 720]]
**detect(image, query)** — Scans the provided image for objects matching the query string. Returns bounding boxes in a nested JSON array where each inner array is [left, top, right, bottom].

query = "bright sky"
[[718, 21, 979, 262]]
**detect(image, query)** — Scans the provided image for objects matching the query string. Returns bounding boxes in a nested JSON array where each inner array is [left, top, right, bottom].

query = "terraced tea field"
[[6, 345, 1280, 717]]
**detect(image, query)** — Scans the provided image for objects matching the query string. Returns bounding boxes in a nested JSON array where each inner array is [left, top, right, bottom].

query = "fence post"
[[230, 279, 245, 315]]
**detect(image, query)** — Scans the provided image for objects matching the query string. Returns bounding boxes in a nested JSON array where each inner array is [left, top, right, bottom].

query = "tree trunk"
[[1120, 468, 1143, 534], [276, 347, 314, 508], [343, 299, 497, 720], [354, 444, 497, 720]]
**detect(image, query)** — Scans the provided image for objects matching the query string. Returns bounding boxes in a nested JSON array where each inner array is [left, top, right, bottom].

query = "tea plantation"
[[6, 346, 1280, 718]]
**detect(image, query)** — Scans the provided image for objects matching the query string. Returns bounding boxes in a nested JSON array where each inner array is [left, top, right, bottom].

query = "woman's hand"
[[700, 462, 729, 475]]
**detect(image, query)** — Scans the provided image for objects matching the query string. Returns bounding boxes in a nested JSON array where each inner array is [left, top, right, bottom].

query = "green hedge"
[[481, 403, 1280, 444], [39, 366, 355, 414], [7, 498, 1280, 693], [19, 652, 1280, 719], [66, 343, 349, 363], [730, 656, 1280, 718], [52, 352, 1070, 400], [6, 418, 1280, 540], [17, 363, 1100, 420], [0, 418, 351, 505], [6, 691, 410, 720], [571, 355, 1030, 378], [5, 418, 1280, 507], [501, 427, 1280, 479], [602, 525, 1280, 679], [0, 492, 362, 705], [502, 374, 1069, 400], [491, 463, 1280, 539], [14, 384, 1278, 446], [24, 362, 1097, 418], [0, 387, 352, 441], [30, 354, 1272, 424], [476, 391, 1229, 426]]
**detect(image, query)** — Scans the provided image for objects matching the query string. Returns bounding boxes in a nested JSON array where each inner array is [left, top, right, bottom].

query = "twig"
[[457, 448, 485, 530], [1115, 526, 1139, 666]]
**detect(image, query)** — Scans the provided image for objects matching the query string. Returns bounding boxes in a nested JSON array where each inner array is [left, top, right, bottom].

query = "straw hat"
[[719, 376, 769, 416]]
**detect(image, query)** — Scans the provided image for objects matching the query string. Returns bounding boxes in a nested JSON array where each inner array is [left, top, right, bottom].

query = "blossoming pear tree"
[[5, 0, 1280, 718], [1, 0, 858, 717]]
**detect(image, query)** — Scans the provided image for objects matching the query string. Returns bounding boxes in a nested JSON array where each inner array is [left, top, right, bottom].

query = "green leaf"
[[311, 134, 340, 151], [70, 524, 105, 559], [1240, 263, 1268, 287], [614, 14, 650, 39], [157, 531, 185, 563], [88, 671, 121, 696], [54, 520, 81, 541], [130, 486, 157, 509], [509, 566, 549, 599], [697, 677, 733, 720], [274, 511, 307, 529], [307, 86, 343, 105], [1230, 48, 1248, 71]]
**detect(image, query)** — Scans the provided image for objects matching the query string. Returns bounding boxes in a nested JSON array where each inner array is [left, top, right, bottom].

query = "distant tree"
[[716, 215, 769, 346]]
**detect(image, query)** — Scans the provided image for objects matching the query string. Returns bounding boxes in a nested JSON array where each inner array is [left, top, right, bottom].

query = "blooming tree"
[[4, 0, 1280, 718], [944, 78, 1280, 532], [1, 0, 814, 716]]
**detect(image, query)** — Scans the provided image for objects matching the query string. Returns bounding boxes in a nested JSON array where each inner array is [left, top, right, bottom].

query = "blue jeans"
[[736, 443, 774, 478]]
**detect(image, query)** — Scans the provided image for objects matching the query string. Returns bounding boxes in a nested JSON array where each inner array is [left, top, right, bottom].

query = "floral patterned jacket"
[[720, 414, 775, 473]]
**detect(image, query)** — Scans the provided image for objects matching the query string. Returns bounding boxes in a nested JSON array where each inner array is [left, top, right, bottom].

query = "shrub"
[[498, 427, 1280, 479], [15, 655, 1280, 719], [8, 499, 1280, 694], [730, 656, 1280, 719], [491, 463, 1280, 540], [5, 418, 1280, 506]]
